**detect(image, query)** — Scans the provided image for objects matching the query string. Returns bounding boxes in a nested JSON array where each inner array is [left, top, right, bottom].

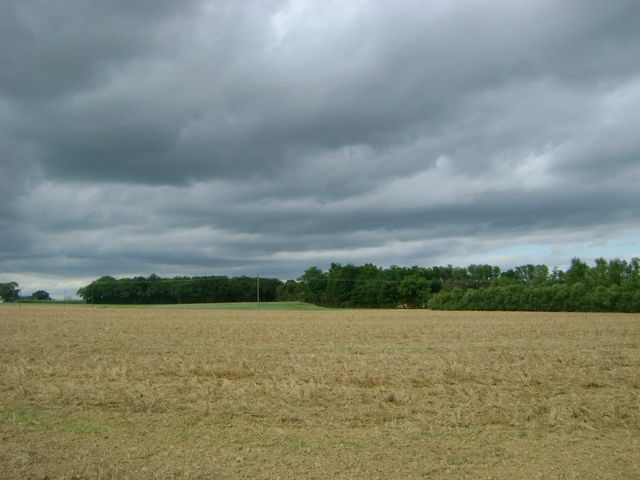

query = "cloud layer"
[[1, 0, 639, 297]]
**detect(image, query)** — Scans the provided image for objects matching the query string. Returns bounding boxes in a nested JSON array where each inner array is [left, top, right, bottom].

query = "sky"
[[1, 0, 639, 299]]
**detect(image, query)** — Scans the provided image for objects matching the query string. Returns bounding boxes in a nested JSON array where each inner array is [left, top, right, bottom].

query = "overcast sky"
[[1, 0, 639, 298]]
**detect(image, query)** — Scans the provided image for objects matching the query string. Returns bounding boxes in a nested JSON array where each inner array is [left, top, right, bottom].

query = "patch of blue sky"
[[568, 235, 640, 262]]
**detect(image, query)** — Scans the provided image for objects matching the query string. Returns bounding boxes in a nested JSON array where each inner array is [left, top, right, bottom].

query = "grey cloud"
[[0, 0, 200, 99], [1, 1, 639, 289], [2, 0, 638, 185]]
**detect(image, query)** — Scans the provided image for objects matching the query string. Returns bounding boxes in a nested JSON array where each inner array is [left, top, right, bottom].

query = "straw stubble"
[[1, 306, 639, 478]]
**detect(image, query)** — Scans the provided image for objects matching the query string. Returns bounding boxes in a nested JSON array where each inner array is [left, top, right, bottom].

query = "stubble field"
[[1, 305, 639, 479]]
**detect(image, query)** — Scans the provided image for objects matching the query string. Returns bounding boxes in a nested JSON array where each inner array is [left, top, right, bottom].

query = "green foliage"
[[77, 274, 282, 305], [426, 280, 640, 312], [74, 257, 640, 311], [297, 267, 328, 305], [31, 290, 52, 301], [0, 281, 20, 302], [276, 280, 300, 301], [565, 257, 589, 285], [276, 257, 640, 312], [398, 274, 429, 308]]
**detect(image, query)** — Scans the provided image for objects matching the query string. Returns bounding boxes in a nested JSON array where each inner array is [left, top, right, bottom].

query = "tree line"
[[76, 274, 281, 304], [4, 257, 639, 312], [277, 257, 640, 312]]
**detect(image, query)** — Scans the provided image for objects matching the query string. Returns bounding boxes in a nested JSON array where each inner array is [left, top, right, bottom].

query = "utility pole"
[[256, 275, 260, 310]]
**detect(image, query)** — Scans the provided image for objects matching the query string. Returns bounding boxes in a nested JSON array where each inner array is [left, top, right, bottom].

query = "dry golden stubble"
[[1, 306, 639, 479]]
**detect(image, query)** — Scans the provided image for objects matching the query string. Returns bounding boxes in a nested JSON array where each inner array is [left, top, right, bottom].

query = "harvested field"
[[1, 305, 639, 479]]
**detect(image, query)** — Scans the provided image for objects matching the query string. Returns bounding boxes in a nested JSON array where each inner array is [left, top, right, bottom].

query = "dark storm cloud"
[[1, 0, 640, 295], [0, 0, 198, 99], [2, 0, 637, 184]]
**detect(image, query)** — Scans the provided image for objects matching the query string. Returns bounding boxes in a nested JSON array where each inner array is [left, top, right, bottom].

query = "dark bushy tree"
[[276, 280, 300, 301], [32, 290, 51, 301], [0, 281, 20, 302], [298, 267, 328, 305], [398, 274, 429, 308]]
